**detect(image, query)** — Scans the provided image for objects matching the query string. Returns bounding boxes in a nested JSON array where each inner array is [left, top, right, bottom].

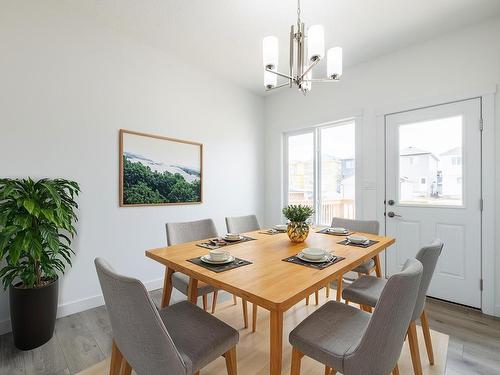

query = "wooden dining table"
[[146, 229, 395, 375]]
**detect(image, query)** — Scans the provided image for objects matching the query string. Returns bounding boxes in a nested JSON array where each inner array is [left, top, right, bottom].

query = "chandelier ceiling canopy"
[[262, 0, 343, 94]]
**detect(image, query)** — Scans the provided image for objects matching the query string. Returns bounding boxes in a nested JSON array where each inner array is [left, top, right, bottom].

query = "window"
[[285, 120, 356, 225], [398, 116, 463, 206]]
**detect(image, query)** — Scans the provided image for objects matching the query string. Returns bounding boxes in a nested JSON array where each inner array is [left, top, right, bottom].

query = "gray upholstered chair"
[[165, 219, 249, 328], [225, 214, 260, 332], [307, 217, 381, 306], [289, 258, 423, 375], [342, 240, 443, 375], [95, 258, 239, 375], [165, 219, 218, 312], [225, 215, 260, 234]]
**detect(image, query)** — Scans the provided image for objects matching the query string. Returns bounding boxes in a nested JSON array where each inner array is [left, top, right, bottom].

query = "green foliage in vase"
[[123, 156, 201, 204], [0, 178, 80, 289], [282, 204, 315, 223]]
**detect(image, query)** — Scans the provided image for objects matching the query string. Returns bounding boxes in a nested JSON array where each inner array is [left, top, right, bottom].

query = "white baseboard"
[[0, 277, 164, 336], [495, 304, 500, 318]]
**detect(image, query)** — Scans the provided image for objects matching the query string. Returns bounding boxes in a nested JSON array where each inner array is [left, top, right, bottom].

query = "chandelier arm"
[[302, 78, 338, 82], [299, 57, 322, 80], [265, 67, 294, 80], [266, 82, 289, 92]]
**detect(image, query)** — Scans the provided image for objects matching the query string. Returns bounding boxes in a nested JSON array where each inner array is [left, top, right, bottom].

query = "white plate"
[[297, 252, 333, 263], [223, 235, 244, 242], [200, 255, 235, 265], [273, 224, 287, 231], [302, 247, 328, 260], [347, 235, 369, 244], [327, 227, 348, 234]]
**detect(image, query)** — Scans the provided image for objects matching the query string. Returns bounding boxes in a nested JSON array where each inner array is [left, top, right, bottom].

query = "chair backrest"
[[94, 258, 188, 375], [225, 215, 260, 233], [165, 218, 218, 246], [412, 240, 444, 321], [330, 217, 379, 235], [344, 258, 423, 375]]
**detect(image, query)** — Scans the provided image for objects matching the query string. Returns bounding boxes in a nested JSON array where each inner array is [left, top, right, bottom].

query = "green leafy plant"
[[0, 178, 80, 289], [282, 204, 315, 223]]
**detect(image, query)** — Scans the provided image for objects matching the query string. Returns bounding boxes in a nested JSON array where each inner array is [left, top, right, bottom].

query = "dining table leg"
[[160, 267, 174, 308], [187, 278, 199, 304], [269, 309, 284, 374]]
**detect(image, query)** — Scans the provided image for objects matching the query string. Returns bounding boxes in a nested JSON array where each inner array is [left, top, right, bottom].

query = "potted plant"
[[282, 204, 315, 243], [0, 178, 80, 350]]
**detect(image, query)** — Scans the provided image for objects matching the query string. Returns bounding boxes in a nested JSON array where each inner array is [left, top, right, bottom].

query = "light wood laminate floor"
[[1, 288, 499, 374]]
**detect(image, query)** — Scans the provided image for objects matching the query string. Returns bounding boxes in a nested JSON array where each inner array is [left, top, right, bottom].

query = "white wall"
[[264, 18, 500, 312], [0, 2, 264, 333]]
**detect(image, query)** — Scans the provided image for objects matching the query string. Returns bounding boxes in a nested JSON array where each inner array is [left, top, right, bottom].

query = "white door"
[[385, 98, 482, 308]]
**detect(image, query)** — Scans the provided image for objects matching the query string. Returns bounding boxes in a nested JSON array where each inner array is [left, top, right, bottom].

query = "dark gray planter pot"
[[9, 277, 59, 350]]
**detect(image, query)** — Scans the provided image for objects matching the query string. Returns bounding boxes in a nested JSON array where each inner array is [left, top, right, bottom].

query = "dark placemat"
[[187, 257, 252, 273], [316, 228, 354, 236], [259, 229, 285, 235], [197, 236, 256, 250], [282, 254, 345, 270], [337, 239, 379, 248]]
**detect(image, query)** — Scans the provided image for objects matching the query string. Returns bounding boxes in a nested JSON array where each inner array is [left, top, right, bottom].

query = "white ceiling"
[[72, 0, 500, 95]]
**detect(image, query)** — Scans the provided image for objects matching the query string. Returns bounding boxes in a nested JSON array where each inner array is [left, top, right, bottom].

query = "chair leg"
[[361, 305, 373, 313], [374, 254, 382, 278], [392, 363, 400, 375], [202, 294, 208, 311], [120, 360, 132, 375], [325, 283, 330, 298], [224, 346, 238, 375], [315, 290, 319, 305], [290, 347, 304, 375], [420, 310, 435, 365], [110, 341, 123, 375], [305, 295, 309, 305], [336, 276, 343, 302], [233, 294, 237, 305], [242, 299, 248, 328], [252, 303, 258, 333], [407, 321, 423, 375], [211, 291, 218, 314]]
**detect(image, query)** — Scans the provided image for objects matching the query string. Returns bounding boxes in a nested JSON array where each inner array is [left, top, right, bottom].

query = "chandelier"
[[262, 0, 342, 94]]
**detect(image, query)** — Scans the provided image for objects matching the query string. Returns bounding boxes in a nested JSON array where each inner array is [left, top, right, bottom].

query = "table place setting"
[[197, 233, 256, 250], [282, 247, 345, 270], [316, 226, 354, 236], [338, 234, 379, 248], [259, 224, 288, 235], [187, 249, 252, 273]]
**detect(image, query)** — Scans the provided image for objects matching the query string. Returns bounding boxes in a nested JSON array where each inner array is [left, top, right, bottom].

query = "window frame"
[[283, 118, 360, 225]]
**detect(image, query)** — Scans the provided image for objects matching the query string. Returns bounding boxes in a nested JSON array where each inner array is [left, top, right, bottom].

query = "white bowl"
[[301, 248, 327, 260], [225, 233, 241, 240], [274, 224, 287, 231], [209, 249, 230, 261], [347, 235, 369, 244]]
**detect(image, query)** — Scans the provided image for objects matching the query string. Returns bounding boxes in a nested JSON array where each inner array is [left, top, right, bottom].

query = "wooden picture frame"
[[119, 129, 203, 207]]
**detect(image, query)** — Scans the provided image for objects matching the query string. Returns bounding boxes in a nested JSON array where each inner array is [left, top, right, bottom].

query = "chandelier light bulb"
[[327, 47, 342, 80], [262, 36, 279, 69], [307, 25, 325, 62]]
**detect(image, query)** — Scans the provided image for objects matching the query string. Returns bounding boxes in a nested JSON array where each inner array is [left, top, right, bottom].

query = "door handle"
[[387, 211, 402, 218]]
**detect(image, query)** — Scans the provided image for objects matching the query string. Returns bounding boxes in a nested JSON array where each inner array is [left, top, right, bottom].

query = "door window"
[[398, 116, 463, 206]]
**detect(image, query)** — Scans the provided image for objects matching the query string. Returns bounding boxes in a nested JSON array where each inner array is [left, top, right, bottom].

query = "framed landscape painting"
[[119, 129, 203, 206]]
